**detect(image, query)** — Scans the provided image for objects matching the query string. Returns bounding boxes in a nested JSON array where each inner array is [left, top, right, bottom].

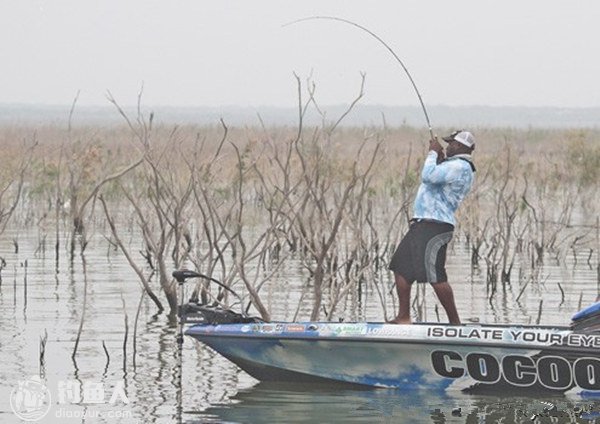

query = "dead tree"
[[0, 139, 36, 235]]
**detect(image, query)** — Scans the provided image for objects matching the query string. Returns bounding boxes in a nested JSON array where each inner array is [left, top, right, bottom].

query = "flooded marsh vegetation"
[[1, 108, 599, 421]]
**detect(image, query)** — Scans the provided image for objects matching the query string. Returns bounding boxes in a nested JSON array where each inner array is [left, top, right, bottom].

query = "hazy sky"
[[2, 0, 599, 108]]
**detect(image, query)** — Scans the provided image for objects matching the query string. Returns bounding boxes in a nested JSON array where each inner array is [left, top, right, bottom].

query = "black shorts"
[[389, 220, 454, 284]]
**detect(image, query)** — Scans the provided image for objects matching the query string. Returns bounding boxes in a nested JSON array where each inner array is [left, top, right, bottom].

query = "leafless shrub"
[[1, 100, 600, 322]]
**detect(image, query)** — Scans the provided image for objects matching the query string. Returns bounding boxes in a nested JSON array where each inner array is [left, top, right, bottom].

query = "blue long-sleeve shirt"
[[412, 152, 475, 226]]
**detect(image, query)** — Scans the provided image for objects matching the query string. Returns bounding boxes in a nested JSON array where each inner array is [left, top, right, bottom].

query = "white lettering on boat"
[[366, 326, 411, 337], [426, 326, 600, 347], [427, 326, 503, 341], [566, 334, 600, 348]]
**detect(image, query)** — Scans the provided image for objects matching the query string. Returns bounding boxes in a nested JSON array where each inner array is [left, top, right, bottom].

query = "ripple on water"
[[1, 229, 599, 423]]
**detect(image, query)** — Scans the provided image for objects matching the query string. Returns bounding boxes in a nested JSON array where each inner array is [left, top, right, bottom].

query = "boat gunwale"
[[186, 328, 599, 355]]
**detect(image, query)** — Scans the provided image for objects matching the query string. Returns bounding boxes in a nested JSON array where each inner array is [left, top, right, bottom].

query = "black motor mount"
[[173, 269, 263, 325], [179, 302, 262, 325]]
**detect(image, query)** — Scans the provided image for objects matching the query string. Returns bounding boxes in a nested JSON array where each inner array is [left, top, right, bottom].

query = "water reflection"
[[1, 228, 599, 423], [193, 382, 600, 424]]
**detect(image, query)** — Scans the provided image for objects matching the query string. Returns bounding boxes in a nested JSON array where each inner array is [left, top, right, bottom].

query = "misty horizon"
[[2, 103, 599, 129]]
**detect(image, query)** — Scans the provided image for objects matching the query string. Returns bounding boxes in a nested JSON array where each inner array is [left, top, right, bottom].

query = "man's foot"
[[386, 317, 412, 325]]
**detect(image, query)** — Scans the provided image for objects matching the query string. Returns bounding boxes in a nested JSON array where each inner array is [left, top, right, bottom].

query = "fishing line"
[[283, 15, 435, 140]]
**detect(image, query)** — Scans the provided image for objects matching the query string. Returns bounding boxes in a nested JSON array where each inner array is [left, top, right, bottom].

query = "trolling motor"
[[571, 301, 600, 333], [173, 269, 262, 340]]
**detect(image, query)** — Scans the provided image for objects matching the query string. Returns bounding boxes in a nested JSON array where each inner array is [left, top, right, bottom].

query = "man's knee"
[[395, 273, 412, 290], [431, 281, 453, 294]]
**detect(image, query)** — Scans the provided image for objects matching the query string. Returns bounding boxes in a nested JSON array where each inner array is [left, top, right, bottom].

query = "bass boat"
[[175, 270, 600, 395]]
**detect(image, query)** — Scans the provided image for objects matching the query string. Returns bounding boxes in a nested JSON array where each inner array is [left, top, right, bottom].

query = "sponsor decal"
[[240, 325, 251, 333], [366, 326, 412, 337], [319, 324, 366, 337], [285, 324, 306, 332], [260, 324, 283, 334], [430, 350, 600, 391], [216, 324, 244, 332]]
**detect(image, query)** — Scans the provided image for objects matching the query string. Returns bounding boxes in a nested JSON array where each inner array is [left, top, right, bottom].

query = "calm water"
[[0, 228, 598, 423]]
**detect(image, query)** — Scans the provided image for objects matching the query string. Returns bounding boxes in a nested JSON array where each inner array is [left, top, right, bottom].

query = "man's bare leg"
[[431, 282, 461, 325], [389, 273, 412, 324]]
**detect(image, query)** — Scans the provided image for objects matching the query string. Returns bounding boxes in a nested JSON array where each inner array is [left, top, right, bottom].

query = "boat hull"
[[186, 322, 600, 395]]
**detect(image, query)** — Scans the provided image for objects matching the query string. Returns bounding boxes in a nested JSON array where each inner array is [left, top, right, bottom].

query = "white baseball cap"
[[442, 130, 475, 148]]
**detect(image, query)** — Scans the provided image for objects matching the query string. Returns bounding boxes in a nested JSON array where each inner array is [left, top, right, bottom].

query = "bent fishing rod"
[[283, 16, 435, 141]]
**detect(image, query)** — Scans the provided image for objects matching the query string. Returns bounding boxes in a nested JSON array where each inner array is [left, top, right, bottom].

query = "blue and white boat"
[[176, 271, 600, 395]]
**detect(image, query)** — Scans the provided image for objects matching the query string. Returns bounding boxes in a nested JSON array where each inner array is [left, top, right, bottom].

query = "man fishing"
[[389, 130, 476, 325]]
